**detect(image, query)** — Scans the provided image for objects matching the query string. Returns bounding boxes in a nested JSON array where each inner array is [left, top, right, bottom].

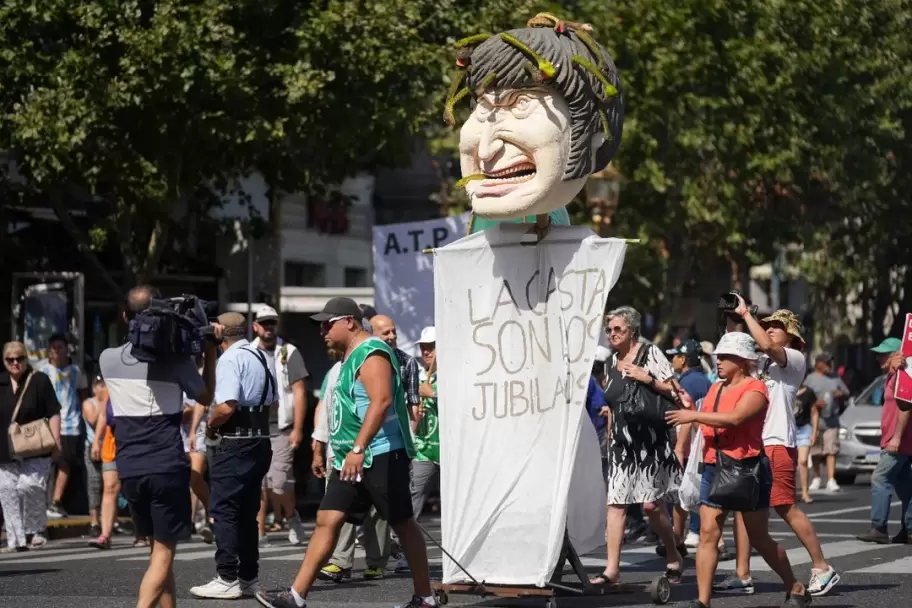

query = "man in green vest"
[[256, 298, 437, 608], [412, 327, 441, 520]]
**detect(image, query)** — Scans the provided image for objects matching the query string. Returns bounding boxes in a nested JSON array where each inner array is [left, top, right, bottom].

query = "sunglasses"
[[320, 315, 352, 334], [258, 320, 278, 328], [4, 356, 26, 364], [606, 325, 629, 335]]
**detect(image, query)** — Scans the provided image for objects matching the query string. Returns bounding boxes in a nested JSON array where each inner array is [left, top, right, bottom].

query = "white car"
[[834, 374, 887, 485]]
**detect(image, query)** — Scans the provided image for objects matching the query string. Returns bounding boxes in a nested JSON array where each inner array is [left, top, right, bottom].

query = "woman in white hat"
[[666, 332, 810, 608]]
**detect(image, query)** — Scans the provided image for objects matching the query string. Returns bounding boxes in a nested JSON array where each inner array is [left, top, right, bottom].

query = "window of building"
[[284, 261, 326, 287], [344, 267, 369, 287]]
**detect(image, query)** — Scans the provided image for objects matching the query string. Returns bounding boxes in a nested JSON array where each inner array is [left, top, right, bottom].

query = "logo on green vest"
[[424, 411, 438, 436], [329, 391, 343, 434]]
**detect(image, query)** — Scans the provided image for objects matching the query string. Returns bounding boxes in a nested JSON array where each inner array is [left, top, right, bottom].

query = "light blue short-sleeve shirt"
[[215, 339, 278, 408]]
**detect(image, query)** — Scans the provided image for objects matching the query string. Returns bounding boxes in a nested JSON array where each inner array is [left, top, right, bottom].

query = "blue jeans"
[[870, 451, 912, 533]]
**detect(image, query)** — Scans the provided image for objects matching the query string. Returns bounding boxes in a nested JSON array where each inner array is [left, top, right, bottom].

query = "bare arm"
[[81, 398, 99, 428], [810, 405, 819, 439], [290, 379, 307, 448], [894, 409, 910, 441], [691, 390, 767, 428], [353, 355, 395, 450], [208, 401, 236, 428], [49, 414, 61, 445]]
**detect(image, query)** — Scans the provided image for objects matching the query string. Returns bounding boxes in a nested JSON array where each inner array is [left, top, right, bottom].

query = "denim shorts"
[[795, 424, 813, 448], [700, 452, 772, 511]]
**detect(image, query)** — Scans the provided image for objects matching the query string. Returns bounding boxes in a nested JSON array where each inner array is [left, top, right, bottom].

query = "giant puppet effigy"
[[430, 13, 631, 591]]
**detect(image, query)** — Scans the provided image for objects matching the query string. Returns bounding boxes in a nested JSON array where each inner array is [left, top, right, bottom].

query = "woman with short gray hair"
[[593, 306, 686, 586]]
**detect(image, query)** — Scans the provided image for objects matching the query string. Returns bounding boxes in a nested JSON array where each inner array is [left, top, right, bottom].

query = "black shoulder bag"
[[707, 384, 762, 512], [617, 345, 681, 429]]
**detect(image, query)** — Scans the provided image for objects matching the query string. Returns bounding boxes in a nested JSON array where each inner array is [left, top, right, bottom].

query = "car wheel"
[[835, 473, 856, 485]]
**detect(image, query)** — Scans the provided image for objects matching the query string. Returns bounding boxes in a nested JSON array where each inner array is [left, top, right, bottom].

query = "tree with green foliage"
[[0, 0, 526, 292]]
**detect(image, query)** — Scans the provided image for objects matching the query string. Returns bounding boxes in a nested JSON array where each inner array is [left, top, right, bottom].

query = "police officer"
[[190, 312, 277, 600]]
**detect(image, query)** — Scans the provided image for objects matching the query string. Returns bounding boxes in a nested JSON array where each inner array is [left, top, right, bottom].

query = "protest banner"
[[896, 313, 912, 407], [433, 224, 627, 586], [372, 213, 470, 353]]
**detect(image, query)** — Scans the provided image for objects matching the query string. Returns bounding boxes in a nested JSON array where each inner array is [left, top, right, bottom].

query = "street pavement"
[[1, 483, 910, 607]]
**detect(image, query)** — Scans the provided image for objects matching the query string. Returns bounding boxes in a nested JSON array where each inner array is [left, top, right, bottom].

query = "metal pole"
[[247, 223, 254, 340], [770, 246, 784, 311]]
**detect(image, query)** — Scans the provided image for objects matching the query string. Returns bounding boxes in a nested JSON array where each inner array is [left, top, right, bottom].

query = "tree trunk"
[[135, 219, 169, 286], [49, 192, 122, 298]]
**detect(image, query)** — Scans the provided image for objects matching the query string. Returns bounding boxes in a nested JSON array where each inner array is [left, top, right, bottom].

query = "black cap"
[[310, 297, 364, 323], [815, 352, 834, 365], [666, 339, 703, 360]]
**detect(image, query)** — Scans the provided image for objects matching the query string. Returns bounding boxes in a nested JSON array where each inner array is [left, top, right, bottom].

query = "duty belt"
[[212, 346, 277, 439], [218, 406, 271, 438]]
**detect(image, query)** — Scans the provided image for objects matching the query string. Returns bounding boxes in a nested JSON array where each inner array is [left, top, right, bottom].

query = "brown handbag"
[[8, 373, 57, 459]]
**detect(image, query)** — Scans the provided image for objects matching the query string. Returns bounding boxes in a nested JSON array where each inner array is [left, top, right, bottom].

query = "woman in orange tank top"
[[667, 332, 810, 608]]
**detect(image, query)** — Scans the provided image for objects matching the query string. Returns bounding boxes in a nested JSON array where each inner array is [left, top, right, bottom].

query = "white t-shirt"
[[312, 361, 342, 461], [759, 348, 806, 447]]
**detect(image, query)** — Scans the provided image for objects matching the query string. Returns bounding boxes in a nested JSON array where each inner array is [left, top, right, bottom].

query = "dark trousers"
[[210, 438, 272, 582]]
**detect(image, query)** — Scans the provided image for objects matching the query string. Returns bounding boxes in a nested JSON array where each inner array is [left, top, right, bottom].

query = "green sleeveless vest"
[[414, 370, 440, 463], [330, 337, 415, 469]]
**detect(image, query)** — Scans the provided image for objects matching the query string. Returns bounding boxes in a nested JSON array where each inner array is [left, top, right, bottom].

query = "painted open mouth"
[[481, 162, 537, 184]]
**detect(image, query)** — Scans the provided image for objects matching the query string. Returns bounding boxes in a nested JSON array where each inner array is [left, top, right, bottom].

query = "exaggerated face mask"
[[459, 88, 587, 219]]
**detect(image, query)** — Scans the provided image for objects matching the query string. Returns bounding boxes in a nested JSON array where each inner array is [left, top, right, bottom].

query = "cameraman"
[[190, 312, 277, 600], [720, 297, 839, 597], [100, 285, 217, 608]]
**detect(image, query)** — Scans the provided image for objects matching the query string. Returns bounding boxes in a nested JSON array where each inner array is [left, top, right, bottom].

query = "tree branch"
[[49, 192, 122, 298]]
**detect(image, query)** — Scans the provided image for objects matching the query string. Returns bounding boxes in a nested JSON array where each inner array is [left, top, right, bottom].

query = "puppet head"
[[446, 14, 624, 220]]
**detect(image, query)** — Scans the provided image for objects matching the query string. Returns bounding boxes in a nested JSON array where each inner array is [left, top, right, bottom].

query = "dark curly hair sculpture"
[[444, 13, 624, 181]]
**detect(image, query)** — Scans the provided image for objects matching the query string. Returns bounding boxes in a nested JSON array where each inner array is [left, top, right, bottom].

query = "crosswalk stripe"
[[848, 555, 912, 574], [120, 544, 307, 562], [716, 539, 899, 572], [4, 545, 158, 565], [807, 501, 900, 518]]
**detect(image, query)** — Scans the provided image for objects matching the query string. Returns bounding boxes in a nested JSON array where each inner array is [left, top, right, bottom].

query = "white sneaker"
[[809, 478, 822, 491], [29, 534, 47, 548], [189, 576, 243, 599], [684, 531, 700, 548], [240, 578, 262, 597], [826, 478, 841, 492], [287, 515, 306, 546]]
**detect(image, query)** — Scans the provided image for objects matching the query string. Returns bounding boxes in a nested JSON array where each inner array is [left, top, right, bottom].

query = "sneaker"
[[241, 578, 263, 597], [808, 478, 821, 492], [199, 525, 214, 544], [255, 588, 302, 608], [808, 565, 840, 596], [624, 520, 648, 543], [891, 529, 909, 544], [29, 534, 47, 549], [395, 595, 439, 608], [190, 576, 243, 599], [783, 591, 812, 607], [395, 556, 411, 573], [363, 566, 385, 580], [684, 531, 700, 548], [89, 524, 101, 538], [259, 535, 271, 548], [857, 528, 891, 544], [287, 515, 306, 546], [317, 564, 352, 583], [825, 478, 840, 492], [46, 503, 67, 519], [88, 535, 111, 550], [712, 575, 755, 595], [717, 541, 735, 562]]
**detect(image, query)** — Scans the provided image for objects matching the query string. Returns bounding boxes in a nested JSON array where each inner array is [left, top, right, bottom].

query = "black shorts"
[[320, 449, 413, 527], [121, 469, 192, 543], [58, 435, 83, 469]]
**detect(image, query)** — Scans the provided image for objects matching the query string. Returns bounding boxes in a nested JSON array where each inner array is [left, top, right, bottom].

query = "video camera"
[[127, 295, 219, 363], [717, 289, 758, 336]]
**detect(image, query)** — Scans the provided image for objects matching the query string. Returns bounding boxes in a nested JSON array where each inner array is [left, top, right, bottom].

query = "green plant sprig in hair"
[[574, 29, 605, 70], [443, 70, 469, 126], [499, 32, 556, 80], [455, 33, 492, 49], [571, 55, 618, 99], [474, 71, 498, 96]]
